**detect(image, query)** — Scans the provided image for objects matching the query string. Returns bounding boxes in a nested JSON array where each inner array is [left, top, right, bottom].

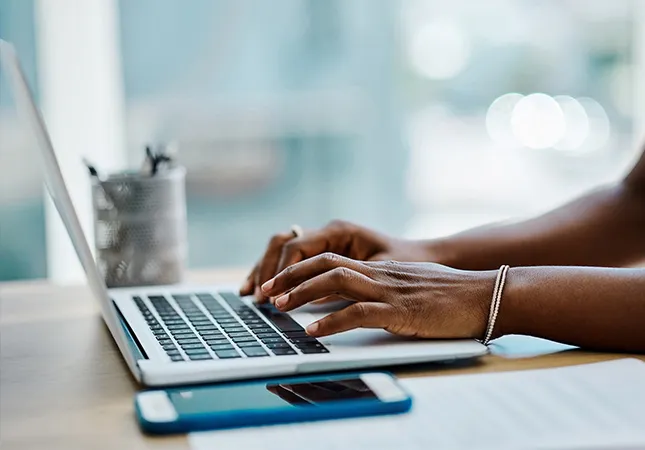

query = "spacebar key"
[[257, 304, 303, 332]]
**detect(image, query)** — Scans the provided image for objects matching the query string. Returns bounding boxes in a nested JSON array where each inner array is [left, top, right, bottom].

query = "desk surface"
[[2, 269, 643, 450]]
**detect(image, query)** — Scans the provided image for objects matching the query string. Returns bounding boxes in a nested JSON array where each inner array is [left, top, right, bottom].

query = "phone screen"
[[169, 377, 378, 415]]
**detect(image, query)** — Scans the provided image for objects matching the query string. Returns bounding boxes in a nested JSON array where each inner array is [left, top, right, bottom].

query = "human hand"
[[260, 253, 495, 339], [240, 220, 434, 301]]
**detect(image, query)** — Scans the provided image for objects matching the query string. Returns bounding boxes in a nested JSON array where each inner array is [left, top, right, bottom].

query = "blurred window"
[[0, 0, 643, 280]]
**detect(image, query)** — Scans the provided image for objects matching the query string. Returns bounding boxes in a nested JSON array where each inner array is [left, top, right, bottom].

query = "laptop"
[[0, 40, 487, 386]]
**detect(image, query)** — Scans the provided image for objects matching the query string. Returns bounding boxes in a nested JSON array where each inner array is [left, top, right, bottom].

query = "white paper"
[[190, 359, 645, 450]]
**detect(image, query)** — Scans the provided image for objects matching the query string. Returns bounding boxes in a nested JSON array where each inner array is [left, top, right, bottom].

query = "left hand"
[[260, 253, 496, 339]]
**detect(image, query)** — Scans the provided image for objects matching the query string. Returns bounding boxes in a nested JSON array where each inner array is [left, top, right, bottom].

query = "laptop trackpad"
[[290, 307, 416, 349]]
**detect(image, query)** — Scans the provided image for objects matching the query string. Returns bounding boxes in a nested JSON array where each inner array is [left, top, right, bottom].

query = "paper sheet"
[[189, 359, 645, 450]]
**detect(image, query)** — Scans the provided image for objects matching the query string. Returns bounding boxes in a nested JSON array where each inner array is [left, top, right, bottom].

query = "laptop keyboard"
[[132, 292, 328, 362]]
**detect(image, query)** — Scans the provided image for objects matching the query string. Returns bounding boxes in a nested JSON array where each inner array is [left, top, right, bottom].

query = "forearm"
[[495, 266, 645, 353], [427, 183, 645, 270]]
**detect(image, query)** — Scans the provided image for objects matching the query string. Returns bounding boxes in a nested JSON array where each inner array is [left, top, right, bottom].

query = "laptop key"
[[170, 354, 185, 362], [271, 348, 297, 356], [219, 292, 245, 306], [227, 332, 252, 338], [215, 350, 241, 359], [236, 341, 262, 348], [198, 329, 222, 336], [231, 336, 258, 343], [162, 344, 178, 351], [184, 347, 210, 355], [254, 334, 281, 341], [166, 349, 181, 356], [249, 327, 275, 335], [194, 322, 218, 329], [180, 343, 206, 350], [189, 353, 213, 361], [256, 304, 303, 332], [247, 324, 272, 331], [177, 338, 202, 345], [221, 327, 246, 333], [289, 337, 319, 345], [298, 345, 329, 354], [160, 315, 181, 321], [163, 319, 186, 326], [242, 347, 269, 357], [209, 344, 235, 351], [171, 332, 196, 339], [158, 338, 174, 346], [284, 330, 309, 337], [259, 336, 286, 343], [203, 338, 230, 345], [265, 342, 292, 349], [217, 318, 240, 324]]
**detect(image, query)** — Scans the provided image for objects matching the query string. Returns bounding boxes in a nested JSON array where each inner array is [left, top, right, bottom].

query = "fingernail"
[[275, 294, 288, 309], [306, 322, 319, 335], [261, 278, 274, 293]]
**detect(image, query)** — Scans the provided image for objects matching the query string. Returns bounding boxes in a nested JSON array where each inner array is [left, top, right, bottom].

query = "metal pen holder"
[[91, 166, 187, 288]]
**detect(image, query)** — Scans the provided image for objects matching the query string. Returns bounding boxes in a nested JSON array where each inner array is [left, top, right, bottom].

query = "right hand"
[[240, 220, 433, 301]]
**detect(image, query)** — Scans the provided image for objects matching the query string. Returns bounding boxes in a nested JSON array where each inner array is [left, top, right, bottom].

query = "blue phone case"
[[135, 372, 412, 434]]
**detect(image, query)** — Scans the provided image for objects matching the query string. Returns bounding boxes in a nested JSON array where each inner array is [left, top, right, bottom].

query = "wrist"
[[491, 266, 530, 339], [467, 269, 499, 340], [423, 238, 459, 267]]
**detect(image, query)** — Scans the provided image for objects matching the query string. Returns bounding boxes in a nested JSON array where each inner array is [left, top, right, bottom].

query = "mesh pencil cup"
[[91, 167, 187, 288]]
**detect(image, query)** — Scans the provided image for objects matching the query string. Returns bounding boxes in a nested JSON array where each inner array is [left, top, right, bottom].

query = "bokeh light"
[[407, 18, 470, 80], [511, 93, 565, 149], [553, 95, 589, 152], [609, 64, 633, 117], [486, 93, 523, 146], [577, 97, 611, 152]]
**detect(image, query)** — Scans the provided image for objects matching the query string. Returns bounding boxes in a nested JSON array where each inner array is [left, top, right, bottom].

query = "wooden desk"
[[2, 269, 643, 450]]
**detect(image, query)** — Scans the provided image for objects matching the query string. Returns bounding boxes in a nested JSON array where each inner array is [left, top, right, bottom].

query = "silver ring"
[[290, 224, 304, 238]]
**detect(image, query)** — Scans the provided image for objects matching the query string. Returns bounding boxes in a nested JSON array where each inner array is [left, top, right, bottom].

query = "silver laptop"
[[0, 40, 486, 386]]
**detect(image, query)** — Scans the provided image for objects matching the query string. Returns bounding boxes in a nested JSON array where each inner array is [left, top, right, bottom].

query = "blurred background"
[[1, 0, 644, 282]]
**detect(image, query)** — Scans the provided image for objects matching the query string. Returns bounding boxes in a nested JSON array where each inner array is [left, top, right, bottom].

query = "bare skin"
[[241, 145, 645, 353]]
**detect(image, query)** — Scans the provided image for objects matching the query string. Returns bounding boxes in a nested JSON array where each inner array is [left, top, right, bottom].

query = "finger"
[[310, 294, 345, 305], [239, 264, 258, 296], [305, 303, 391, 337], [274, 224, 350, 274], [274, 266, 378, 312], [263, 252, 371, 297], [254, 232, 293, 300], [271, 290, 335, 306]]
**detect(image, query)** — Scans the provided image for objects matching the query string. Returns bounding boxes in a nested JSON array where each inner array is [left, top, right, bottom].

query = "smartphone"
[[135, 372, 412, 434]]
